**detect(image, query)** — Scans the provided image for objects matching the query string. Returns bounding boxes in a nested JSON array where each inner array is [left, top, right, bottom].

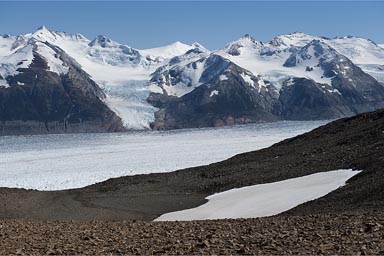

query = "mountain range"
[[1, 26, 384, 134]]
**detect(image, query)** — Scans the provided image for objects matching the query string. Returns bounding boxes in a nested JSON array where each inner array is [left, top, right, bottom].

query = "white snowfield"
[[155, 169, 360, 221], [140, 41, 196, 60], [216, 33, 384, 88], [0, 121, 326, 191]]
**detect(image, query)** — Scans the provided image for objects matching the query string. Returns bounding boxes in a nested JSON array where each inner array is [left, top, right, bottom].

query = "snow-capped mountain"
[[0, 32, 124, 134], [149, 46, 210, 97], [149, 36, 384, 127], [1, 26, 384, 134], [216, 33, 384, 88], [326, 36, 384, 83], [149, 54, 279, 129], [216, 33, 330, 89]]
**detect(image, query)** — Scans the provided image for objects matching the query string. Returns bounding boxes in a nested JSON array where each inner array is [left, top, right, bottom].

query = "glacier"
[[0, 120, 327, 190]]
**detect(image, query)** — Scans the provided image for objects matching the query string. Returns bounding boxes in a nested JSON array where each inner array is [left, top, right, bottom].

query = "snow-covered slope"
[[149, 47, 210, 96], [140, 41, 199, 61], [215, 33, 384, 87], [0, 35, 70, 88], [267, 32, 317, 51], [327, 36, 384, 83], [283, 39, 349, 86], [156, 169, 360, 221], [328, 36, 384, 65], [216, 34, 328, 89]]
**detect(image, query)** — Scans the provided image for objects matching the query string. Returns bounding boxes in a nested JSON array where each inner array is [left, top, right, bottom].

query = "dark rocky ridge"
[[0, 108, 383, 221], [0, 41, 125, 135]]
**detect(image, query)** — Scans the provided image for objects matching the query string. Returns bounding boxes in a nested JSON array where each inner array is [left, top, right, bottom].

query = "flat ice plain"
[[0, 121, 327, 190]]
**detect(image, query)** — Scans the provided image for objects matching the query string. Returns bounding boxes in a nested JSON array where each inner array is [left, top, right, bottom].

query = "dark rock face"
[[0, 42, 124, 135], [149, 55, 279, 130], [273, 78, 354, 119]]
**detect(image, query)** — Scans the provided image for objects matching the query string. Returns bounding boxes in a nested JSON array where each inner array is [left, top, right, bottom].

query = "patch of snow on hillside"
[[182, 59, 206, 85], [0, 79, 9, 88], [328, 88, 342, 95], [210, 90, 219, 97], [156, 169, 360, 221], [219, 74, 228, 81], [240, 73, 255, 87]]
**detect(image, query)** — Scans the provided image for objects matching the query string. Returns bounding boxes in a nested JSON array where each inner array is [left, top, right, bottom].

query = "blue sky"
[[0, 1, 383, 50]]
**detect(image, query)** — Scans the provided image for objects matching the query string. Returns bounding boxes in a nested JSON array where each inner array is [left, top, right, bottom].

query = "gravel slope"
[[0, 214, 383, 255]]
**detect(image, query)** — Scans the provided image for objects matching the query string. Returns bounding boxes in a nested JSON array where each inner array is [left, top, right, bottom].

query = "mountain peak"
[[283, 39, 340, 69], [242, 34, 252, 39], [192, 42, 204, 48], [305, 39, 335, 52], [276, 32, 314, 40], [37, 25, 49, 31], [169, 41, 190, 48], [88, 35, 116, 48], [268, 32, 316, 50], [288, 31, 307, 36], [239, 34, 260, 44], [32, 25, 56, 42], [191, 42, 209, 52], [224, 34, 262, 56]]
